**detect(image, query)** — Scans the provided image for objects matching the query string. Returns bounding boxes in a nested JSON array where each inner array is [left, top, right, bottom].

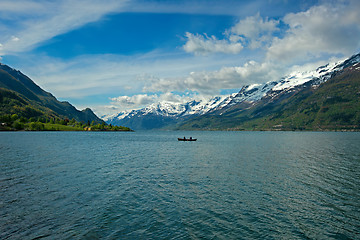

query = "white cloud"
[[143, 60, 282, 95], [109, 92, 194, 111], [0, 0, 128, 55], [11, 36, 20, 42], [267, 0, 360, 63], [183, 32, 243, 55], [111, 94, 157, 107], [158, 92, 192, 103], [229, 12, 279, 49], [183, 13, 279, 55]]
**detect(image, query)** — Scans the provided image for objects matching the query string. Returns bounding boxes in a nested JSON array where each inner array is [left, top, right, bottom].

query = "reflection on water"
[[0, 131, 359, 239]]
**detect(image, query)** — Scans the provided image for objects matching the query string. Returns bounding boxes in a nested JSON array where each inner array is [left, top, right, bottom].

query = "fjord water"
[[1, 131, 359, 239]]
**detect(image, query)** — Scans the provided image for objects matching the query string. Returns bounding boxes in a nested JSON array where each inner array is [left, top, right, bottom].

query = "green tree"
[[11, 114, 19, 121], [28, 122, 45, 131], [19, 116, 27, 123], [12, 121, 24, 130]]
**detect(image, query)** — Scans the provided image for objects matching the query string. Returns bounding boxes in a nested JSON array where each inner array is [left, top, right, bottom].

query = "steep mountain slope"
[[105, 53, 360, 130], [178, 58, 360, 131], [0, 63, 103, 123]]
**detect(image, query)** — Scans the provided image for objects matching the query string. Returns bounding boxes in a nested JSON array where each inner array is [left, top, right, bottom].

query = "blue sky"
[[0, 0, 359, 116]]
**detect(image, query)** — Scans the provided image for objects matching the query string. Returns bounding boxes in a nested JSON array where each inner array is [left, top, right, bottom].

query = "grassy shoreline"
[[0, 116, 133, 132]]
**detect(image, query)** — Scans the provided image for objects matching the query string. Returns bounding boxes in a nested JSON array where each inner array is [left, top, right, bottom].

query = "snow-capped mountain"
[[226, 56, 350, 105], [104, 95, 234, 123], [104, 53, 360, 130]]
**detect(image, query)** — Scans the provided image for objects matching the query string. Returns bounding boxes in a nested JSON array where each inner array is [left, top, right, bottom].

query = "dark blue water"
[[0, 131, 359, 239]]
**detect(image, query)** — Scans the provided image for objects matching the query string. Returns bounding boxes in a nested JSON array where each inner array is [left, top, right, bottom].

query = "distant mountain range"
[[104, 53, 360, 131], [0, 63, 103, 123], [102, 95, 235, 130]]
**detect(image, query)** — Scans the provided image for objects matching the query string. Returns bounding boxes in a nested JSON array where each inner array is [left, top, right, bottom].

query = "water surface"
[[1, 131, 359, 239]]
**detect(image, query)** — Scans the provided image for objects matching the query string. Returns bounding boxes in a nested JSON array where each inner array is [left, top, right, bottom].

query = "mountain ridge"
[[0, 63, 103, 123], [104, 53, 360, 130], [179, 54, 360, 131]]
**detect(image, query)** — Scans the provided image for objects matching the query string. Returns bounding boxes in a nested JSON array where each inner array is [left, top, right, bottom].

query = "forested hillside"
[[0, 63, 103, 123]]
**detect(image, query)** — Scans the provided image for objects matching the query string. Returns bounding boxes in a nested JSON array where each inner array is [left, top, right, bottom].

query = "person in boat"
[[184, 136, 186, 140], [190, 137, 192, 140]]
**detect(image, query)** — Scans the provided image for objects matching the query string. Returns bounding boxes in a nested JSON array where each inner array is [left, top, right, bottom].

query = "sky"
[[0, 0, 360, 116]]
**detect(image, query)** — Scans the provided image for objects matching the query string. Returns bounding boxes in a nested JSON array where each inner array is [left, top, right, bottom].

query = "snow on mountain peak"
[[141, 95, 232, 117], [272, 61, 340, 91], [103, 53, 360, 123], [272, 53, 360, 91]]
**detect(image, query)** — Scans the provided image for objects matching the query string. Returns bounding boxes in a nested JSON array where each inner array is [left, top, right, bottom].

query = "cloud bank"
[[267, 1, 360, 63], [143, 61, 280, 95], [183, 13, 279, 55], [229, 12, 279, 49]]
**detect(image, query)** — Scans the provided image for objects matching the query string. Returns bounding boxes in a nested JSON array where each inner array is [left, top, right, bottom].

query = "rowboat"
[[178, 137, 197, 141]]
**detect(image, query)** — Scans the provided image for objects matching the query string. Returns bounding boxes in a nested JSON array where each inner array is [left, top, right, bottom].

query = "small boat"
[[178, 137, 197, 141]]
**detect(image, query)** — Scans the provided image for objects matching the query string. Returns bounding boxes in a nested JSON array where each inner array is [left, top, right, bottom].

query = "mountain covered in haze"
[[105, 53, 360, 131], [0, 63, 103, 124]]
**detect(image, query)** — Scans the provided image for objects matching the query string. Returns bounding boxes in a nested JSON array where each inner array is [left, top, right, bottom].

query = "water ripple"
[[0, 131, 359, 239]]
